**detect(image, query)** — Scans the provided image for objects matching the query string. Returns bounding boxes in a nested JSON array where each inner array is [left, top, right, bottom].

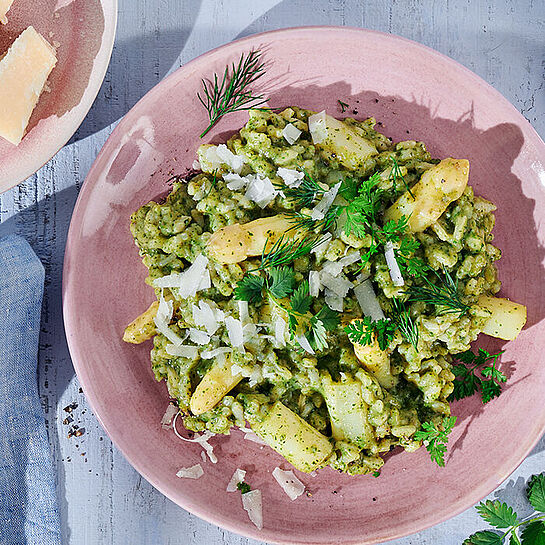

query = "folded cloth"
[[0, 235, 61, 545]]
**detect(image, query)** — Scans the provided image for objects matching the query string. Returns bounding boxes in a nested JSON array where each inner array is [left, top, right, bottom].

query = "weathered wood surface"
[[0, 1, 544, 543]]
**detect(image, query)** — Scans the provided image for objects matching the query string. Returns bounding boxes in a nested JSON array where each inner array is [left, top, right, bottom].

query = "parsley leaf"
[[237, 481, 251, 494], [234, 275, 264, 302], [315, 305, 339, 331], [308, 317, 328, 351], [476, 501, 519, 529], [268, 266, 295, 298], [290, 281, 312, 315], [463, 530, 503, 545], [344, 316, 396, 351], [448, 349, 505, 404], [528, 474, 545, 512], [414, 416, 456, 467], [521, 521, 545, 544]]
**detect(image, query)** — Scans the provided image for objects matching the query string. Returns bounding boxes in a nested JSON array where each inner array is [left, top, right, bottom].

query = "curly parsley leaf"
[[476, 501, 519, 529], [521, 521, 545, 544], [344, 316, 396, 351], [268, 266, 295, 298], [234, 275, 264, 302], [237, 481, 251, 494], [449, 349, 505, 404], [414, 416, 456, 467], [290, 281, 312, 315], [463, 531, 504, 545], [528, 474, 545, 513]]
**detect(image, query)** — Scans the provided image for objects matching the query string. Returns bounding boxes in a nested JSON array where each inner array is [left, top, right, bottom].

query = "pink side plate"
[[62, 27, 545, 545], [0, 0, 117, 193]]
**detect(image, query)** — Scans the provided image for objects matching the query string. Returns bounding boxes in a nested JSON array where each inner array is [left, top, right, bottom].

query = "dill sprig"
[[409, 269, 470, 316], [338, 99, 349, 113], [283, 208, 340, 234], [198, 50, 268, 138], [252, 233, 327, 272], [390, 298, 419, 350], [278, 170, 326, 208], [390, 156, 414, 198]]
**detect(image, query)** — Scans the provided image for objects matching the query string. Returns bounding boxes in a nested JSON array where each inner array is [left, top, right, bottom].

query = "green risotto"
[[125, 107, 525, 475]]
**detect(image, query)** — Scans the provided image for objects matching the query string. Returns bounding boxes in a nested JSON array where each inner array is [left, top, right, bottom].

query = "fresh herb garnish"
[[449, 348, 506, 404], [237, 481, 251, 494], [278, 170, 326, 208], [389, 156, 414, 198], [338, 99, 349, 113], [414, 416, 456, 467], [464, 473, 545, 544], [235, 267, 339, 351], [390, 298, 419, 350], [203, 169, 219, 198], [198, 50, 268, 138], [395, 237, 429, 277], [344, 316, 397, 351], [342, 173, 383, 238], [255, 233, 327, 272], [409, 268, 470, 316]]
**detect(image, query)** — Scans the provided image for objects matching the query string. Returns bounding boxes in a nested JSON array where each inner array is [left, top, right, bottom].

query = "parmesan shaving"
[[325, 288, 344, 312], [165, 344, 199, 358], [354, 279, 385, 321], [161, 404, 178, 429], [311, 181, 341, 220], [225, 316, 244, 348], [192, 301, 220, 334], [384, 241, 405, 286], [189, 328, 211, 345], [277, 167, 304, 188], [215, 144, 245, 173], [309, 270, 321, 297], [245, 174, 277, 208], [296, 334, 315, 355], [176, 464, 204, 479], [200, 347, 232, 360], [238, 300, 250, 324], [154, 292, 186, 345], [227, 468, 247, 492], [282, 123, 302, 145], [153, 254, 210, 299], [242, 489, 263, 530], [274, 318, 287, 347], [224, 172, 246, 190], [308, 110, 328, 144], [272, 467, 305, 500], [320, 271, 353, 297]]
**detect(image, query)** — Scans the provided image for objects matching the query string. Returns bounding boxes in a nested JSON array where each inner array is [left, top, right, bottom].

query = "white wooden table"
[[1, 1, 544, 543]]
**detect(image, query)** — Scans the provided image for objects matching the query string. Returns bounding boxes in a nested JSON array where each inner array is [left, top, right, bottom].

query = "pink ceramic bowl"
[[63, 27, 545, 545], [0, 0, 117, 193]]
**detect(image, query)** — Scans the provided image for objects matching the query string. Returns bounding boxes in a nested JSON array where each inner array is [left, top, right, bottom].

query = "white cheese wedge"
[[0, 26, 57, 145], [0, 0, 14, 24]]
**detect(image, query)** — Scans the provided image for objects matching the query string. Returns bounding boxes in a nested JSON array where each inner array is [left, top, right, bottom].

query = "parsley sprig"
[[343, 299, 419, 351], [449, 348, 506, 404], [198, 50, 268, 138], [235, 267, 339, 351], [464, 473, 545, 544], [414, 416, 456, 467]]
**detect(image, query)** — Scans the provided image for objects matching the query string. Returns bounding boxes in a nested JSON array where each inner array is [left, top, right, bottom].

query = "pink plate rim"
[[63, 26, 545, 545]]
